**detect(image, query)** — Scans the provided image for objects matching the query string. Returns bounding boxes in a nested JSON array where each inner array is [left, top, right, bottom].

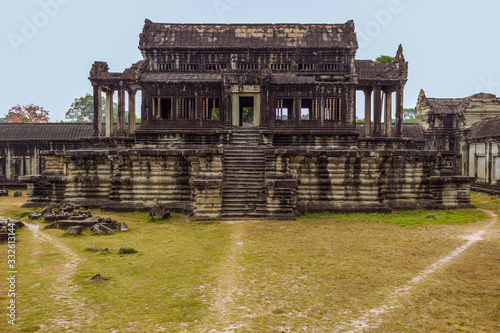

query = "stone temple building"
[[416, 90, 500, 192], [16, 20, 474, 219]]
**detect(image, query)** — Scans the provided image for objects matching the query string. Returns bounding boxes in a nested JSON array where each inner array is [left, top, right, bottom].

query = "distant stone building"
[[15, 20, 473, 219], [416, 90, 500, 188], [0, 124, 93, 187]]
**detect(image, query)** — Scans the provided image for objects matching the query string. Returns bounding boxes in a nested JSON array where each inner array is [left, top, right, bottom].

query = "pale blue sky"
[[1, 0, 499, 121]]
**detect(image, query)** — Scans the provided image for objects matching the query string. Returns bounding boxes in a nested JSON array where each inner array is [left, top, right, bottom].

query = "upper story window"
[[324, 98, 342, 120], [180, 64, 199, 71], [298, 63, 315, 71], [320, 63, 340, 71], [158, 63, 174, 71], [202, 98, 220, 120], [276, 98, 294, 120], [301, 98, 320, 120], [206, 64, 227, 71], [177, 97, 196, 119], [270, 63, 291, 71], [237, 63, 259, 70]]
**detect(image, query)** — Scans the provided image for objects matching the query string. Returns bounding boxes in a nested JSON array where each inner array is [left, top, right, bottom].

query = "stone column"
[[105, 90, 114, 138], [395, 85, 404, 138], [364, 88, 372, 137], [373, 86, 383, 137], [92, 85, 102, 137], [117, 87, 126, 136], [128, 89, 137, 135], [5, 146, 11, 180], [384, 90, 393, 137]]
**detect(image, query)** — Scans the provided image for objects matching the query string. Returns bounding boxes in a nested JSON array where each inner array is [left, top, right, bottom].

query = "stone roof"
[[0, 123, 94, 141], [355, 60, 400, 81], [422, 92, 497, 115], [467, 116, 500, 140], [141, 73, 222, 83], [139, 20, 358, 50]]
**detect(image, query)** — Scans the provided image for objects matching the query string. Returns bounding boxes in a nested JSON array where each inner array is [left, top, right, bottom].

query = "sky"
[[1, 0, 499, 122]]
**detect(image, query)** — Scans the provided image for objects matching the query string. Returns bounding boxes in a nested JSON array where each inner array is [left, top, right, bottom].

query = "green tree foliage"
[[403, 108, 418, 123], [374, 55, 394, 64], [65, 93, 118, 123], [4, 104, 50, 123]]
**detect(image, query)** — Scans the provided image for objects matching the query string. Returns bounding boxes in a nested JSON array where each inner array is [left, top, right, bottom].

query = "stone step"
[[222, 190, 265, 195], [224, 177, 264, 187]]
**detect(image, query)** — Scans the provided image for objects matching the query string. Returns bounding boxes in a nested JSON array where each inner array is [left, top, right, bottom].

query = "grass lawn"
[[0, 193, 499, 332]]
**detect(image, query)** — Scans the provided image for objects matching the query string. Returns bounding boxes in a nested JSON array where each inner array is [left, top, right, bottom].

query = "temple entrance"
[[231, 91, 261, 127], [239, 96, 254, 127]]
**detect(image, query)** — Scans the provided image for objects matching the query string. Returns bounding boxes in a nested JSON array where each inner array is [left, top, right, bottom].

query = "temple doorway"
[[239, 96, 254, 127]]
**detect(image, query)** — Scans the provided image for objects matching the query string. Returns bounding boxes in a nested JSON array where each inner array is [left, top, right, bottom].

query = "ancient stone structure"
[[416, 90, 500, 191], [0, 123, 93, 188], [18, 20, 473, 219]]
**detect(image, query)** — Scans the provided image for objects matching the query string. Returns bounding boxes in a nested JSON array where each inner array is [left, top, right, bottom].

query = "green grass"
[[300, 208, 488, 226], [0, 193, 498, 332]]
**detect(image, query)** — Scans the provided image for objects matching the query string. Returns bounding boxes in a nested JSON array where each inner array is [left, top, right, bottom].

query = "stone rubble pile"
[[28, 203, 128, 235], [0, 218, 24, 242]]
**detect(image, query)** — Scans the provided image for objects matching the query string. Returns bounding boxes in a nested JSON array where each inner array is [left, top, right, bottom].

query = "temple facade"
[[19, 20, 473, 219]]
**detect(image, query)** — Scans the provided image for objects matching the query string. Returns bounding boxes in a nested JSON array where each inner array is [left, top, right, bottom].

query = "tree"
[[4, 104, 50, 123], [65, 93, 118, 123], [374, 55, 394, 64], [403, 108, 418, 123]]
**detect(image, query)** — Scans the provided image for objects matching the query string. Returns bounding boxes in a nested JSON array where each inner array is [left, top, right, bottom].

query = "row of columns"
[[362, 85, 404, 138], [93, 85, 140, 137]]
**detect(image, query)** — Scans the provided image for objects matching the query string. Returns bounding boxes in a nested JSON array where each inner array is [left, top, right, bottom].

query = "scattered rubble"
[[426, 214, 436, 219], [13, 190, 23, 197], [89, 274, 104, 282], [29, 203, 129, 236], [0, 188, 8, 197], [118, 247, 138, 254], [84, 247, 100, 253], [0, 218, 25, 242], [64, 226, 85, 236], [149, 203, 171, 220]]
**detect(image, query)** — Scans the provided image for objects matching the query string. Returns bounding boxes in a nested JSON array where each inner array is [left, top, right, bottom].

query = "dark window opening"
[[298, 63, 315, 71], [320, 63, 340, 71], [270, 63, 291, 71], [237, 63, 259, 70], [301, 98, 320, 120], [276, 98, 294, 120], [181, 64, 199, 71], [202, 98, 220, 120], [160, 98, 172, 120], [206, 64, 227, 71], [158, 63, 174, 71], [177, 98, 196, 119]]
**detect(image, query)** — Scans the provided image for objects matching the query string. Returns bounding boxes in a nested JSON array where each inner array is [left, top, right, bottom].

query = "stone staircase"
[[221, 129, 267, 219]]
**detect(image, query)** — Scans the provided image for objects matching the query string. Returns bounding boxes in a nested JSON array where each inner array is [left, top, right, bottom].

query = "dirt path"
[[25, 223, 93, 332], [335, 210, 498, 332], [203, 221, 248, 333]]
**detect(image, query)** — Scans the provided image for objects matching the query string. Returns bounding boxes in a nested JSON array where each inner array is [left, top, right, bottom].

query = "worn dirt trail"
[[203, 221, 249, 333], [25, 223, 93, 332], [335, 210, 498, 332]]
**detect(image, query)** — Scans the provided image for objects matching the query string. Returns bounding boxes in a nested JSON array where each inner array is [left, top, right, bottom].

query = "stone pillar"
[[364, 88, 372, 137], [128, 89, 137, 135], [92, 85, 102, 137], [117, 87, 126, 136], [105, 90, 114, 138], [5, 146, 11, 180], [384, 90, 393, 137], [395, 85, 404, 138], [373, 86, 383, 137]]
